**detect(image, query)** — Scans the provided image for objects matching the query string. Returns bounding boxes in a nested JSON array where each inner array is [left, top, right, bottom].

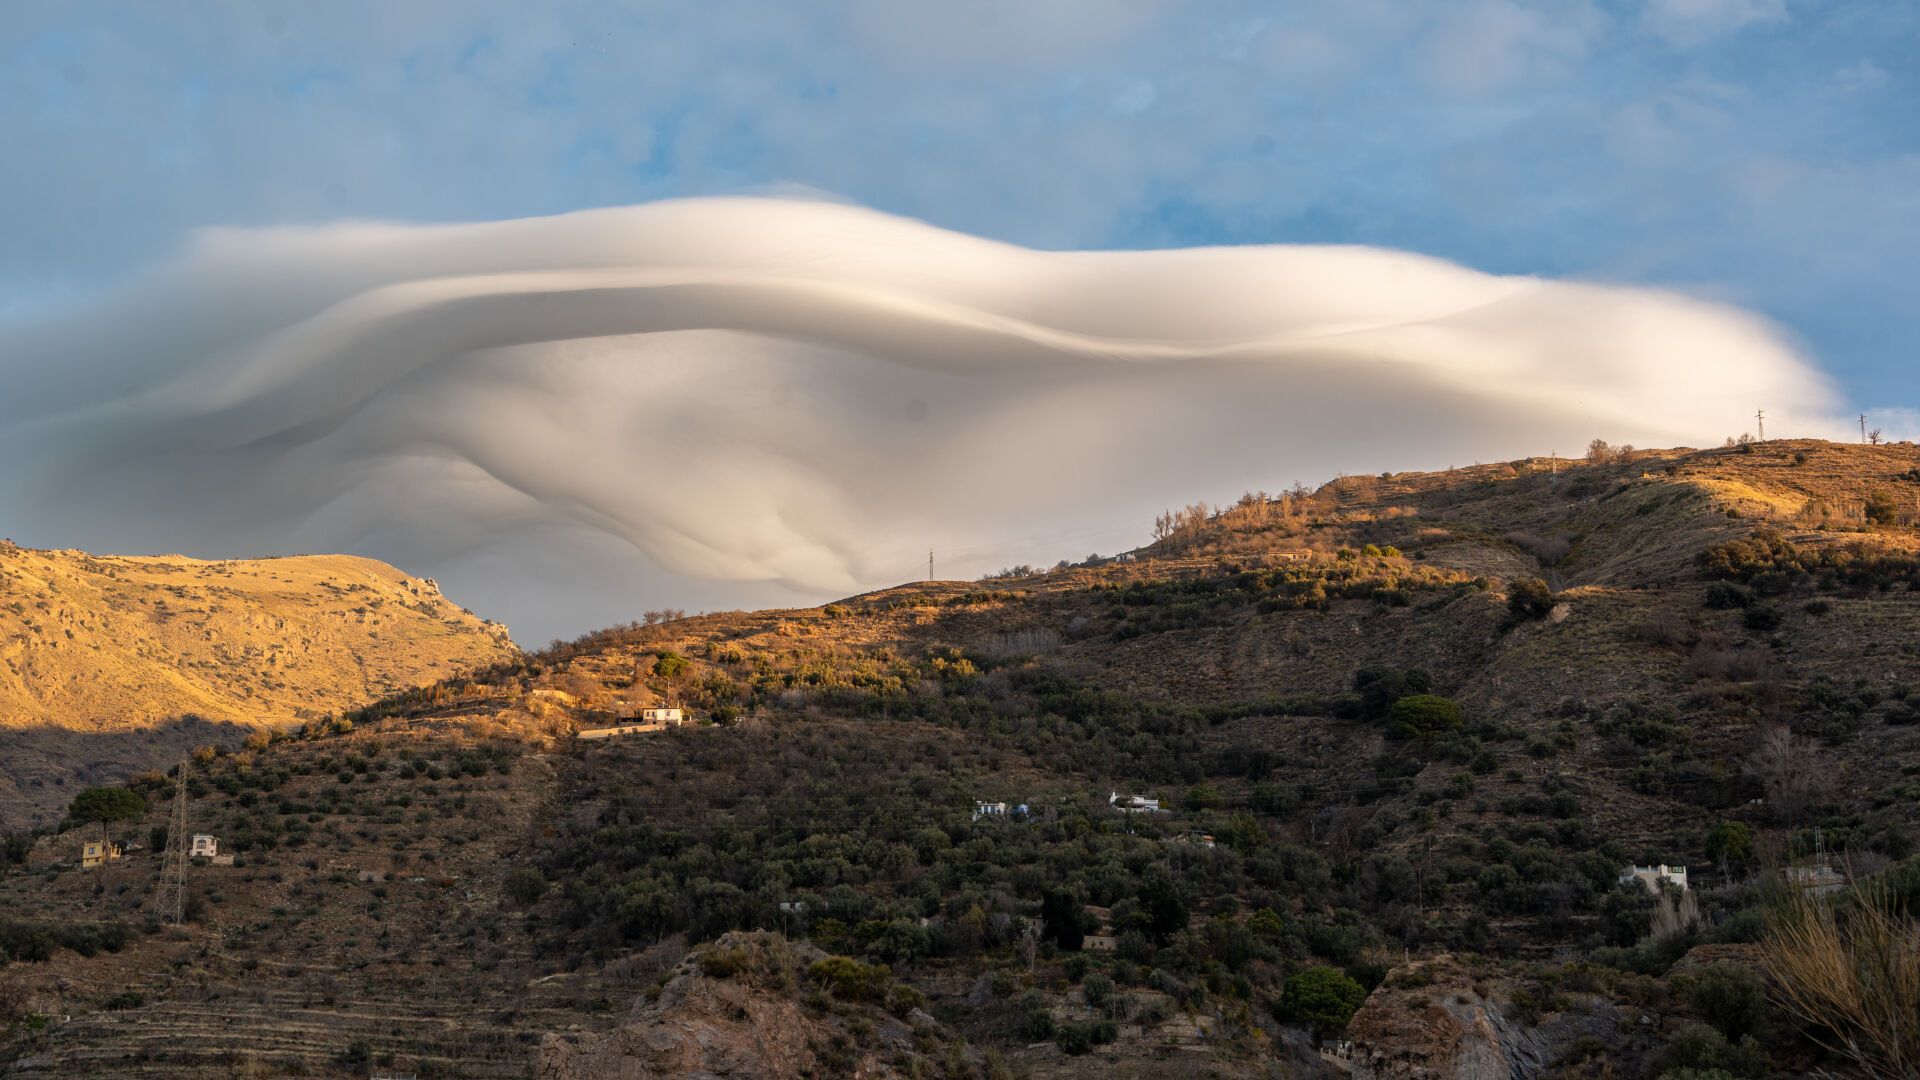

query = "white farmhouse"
[[973, 801, 1009, 821], [190, 834, 219, 858], [640, 707, 685, 726], [1619, 863, 1687, 893], [1109, 791, 1165, 814]]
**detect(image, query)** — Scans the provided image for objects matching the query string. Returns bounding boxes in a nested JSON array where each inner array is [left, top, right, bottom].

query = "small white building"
[[1785, 864, 1847, 897], [1109, 791, 1165, 814], [640, 707, 685, 726], [1619, 863, 1687, 893], [973, 801, 1009, 821], [190, 834, 219, 858]]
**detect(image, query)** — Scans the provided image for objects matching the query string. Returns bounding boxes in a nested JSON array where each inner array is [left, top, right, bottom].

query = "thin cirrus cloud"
[[0, 196, 1840, 641]]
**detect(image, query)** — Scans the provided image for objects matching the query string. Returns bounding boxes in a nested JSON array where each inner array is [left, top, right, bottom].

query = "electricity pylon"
[[159, 759, 190, 923]]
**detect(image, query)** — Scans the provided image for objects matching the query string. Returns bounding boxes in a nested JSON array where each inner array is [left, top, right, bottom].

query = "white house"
[[1785, 864, 1847, 897], [1109, 791, 1165, 814], [973, 801, 1009, 821], [639, 707, 685, 726], [190, 834, 218, 858], [1619, 863, 1687, 893]]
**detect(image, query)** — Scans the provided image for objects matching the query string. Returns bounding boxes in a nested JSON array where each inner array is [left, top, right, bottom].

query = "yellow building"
[[81, 839, 122, 869]]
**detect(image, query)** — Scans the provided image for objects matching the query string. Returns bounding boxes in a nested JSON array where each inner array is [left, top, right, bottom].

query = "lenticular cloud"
[[0, 197, 1835, 639]]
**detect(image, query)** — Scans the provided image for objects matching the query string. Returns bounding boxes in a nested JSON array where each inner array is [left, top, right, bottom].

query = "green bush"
[[698, 945, 751, 978], [1056, 1022, 1093, 1055], [1507, 578, 1555, 621], [1679, 965, 1766, 1041], [1348, 667, 1432, 720], [504, 868, 546, 907], [1704, 582, 1755, 610], [1652, 1022, 1767, 1078], [808, 955, 891, 1003], [1020, 1006, 1055, 1041], [1386, 695, 1464, 741], [1278, 965, 1367, 1037], [1082, 972, 1114, 1008]]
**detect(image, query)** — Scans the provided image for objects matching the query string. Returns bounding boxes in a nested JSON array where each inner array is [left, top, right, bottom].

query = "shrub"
[[884, 982, 925, 1018], [1741, 605, 1782, 632], [1704, 582, 1755, 610], [1680, 964, 1766, 1041], [504, 868, 546, 907], [1865, 491, 1906, 526], [698, 945, 750, 978], [1278, 966, 1367, 1037], [1056, 1022, 1094, 1055], [808, 955, 891, 1003], [1385, 695, 1464, 741], [1346, 667, 1432, 720], [1651, 1022, 1766, 1078], [1082, 973, 1114, 1008], [1020, 1007, 1055, 1041], [1507, 578, 1555, 622]]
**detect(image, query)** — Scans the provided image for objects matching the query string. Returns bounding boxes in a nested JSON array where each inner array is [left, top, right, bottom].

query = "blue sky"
[[5, 0, 1917, 409]]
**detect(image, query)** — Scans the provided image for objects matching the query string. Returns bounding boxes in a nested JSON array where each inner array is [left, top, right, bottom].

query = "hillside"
[[0, 545, 517, 826], [3, 438, 1920, 1079]]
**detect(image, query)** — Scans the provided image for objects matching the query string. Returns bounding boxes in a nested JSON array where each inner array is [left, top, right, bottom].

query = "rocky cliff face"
[[539, 933, 943, 1079], [0, 544, 516, 825], [1348, 956, 1643, 1080]]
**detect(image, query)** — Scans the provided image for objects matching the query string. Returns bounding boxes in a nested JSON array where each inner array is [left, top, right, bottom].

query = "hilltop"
[[0, 546, 517, 826], [3, 438, 1919, 1078]]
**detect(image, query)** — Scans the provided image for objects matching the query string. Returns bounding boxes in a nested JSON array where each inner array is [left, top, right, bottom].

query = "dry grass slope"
[[0, 546, 517, 826]]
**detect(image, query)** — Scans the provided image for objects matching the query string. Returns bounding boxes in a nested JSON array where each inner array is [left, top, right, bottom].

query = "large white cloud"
[[0, 196, 1839, 641]]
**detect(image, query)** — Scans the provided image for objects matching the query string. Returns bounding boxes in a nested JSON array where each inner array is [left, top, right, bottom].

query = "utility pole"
[[1861, 414, 1869, 443], [160, 759, 190, 924], [1756, 409, 1765, 442], [928, 550, 934, 582]]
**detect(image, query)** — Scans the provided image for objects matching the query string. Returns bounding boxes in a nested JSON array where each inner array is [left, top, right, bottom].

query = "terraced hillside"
[[4, 439, 1920, 1078], [0, 546, 518, 826]]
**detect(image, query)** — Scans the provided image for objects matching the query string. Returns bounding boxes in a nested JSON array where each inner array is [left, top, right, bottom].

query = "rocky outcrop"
[[1348, 955, 1636, 1080], [538, 933, 936, 1079]]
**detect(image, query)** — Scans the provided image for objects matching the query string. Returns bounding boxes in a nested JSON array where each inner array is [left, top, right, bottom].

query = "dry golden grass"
[[1762, 873, 1920, 1078], [0, 545, 517, 825]]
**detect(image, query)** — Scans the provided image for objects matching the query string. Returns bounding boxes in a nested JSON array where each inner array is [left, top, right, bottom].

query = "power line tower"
[[928, 550, 934, 582], [1756, 408, 1765, 441], [159, 759, 190, 924], [1861, 413, 1869, 443]]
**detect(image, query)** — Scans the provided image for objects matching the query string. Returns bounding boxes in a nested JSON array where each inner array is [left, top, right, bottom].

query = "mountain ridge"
[[0, 545, 518, 826]]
